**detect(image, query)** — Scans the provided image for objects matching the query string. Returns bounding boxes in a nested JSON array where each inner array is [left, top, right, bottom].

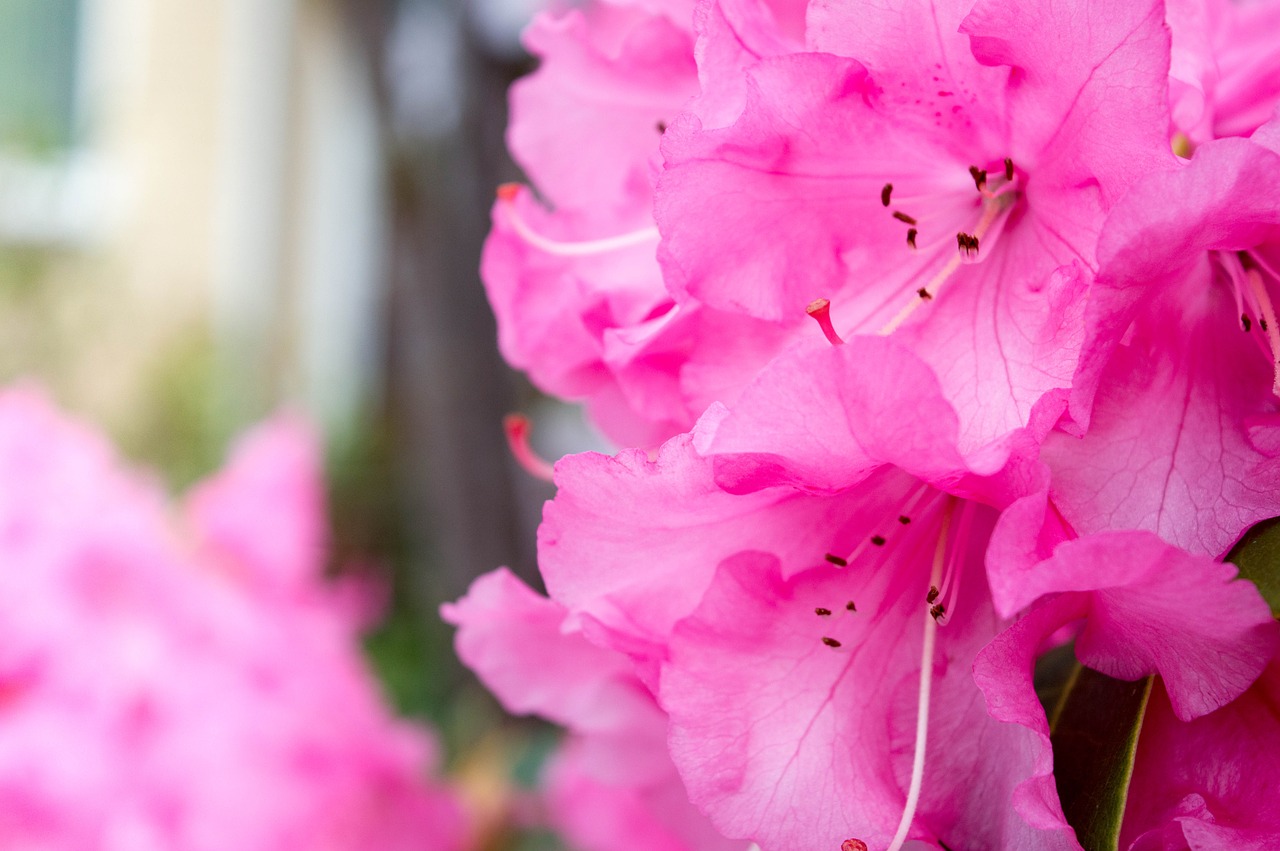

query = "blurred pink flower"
[[0, 388, 468, 851]]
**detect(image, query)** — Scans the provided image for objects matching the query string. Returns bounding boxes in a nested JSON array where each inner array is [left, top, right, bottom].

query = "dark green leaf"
[[1049, 665, 1152, 851], [1225, 516, 1280, 617]]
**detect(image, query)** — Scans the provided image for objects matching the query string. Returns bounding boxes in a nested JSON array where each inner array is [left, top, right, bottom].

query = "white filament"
[[884, 498, 952, 851], [502, 199, 660, 256], [878, 191, 1014, 335]]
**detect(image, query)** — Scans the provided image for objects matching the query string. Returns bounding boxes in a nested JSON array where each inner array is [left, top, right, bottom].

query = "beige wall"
[[0, 0, 383, 482]]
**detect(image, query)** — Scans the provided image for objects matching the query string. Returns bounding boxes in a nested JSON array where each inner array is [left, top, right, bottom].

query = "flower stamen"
[[883, 497, 954, 851], [496, 184, 660, 256]]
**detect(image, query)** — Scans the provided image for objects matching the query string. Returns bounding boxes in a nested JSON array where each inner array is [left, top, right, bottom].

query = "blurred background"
[[0, 0, 576, 842]]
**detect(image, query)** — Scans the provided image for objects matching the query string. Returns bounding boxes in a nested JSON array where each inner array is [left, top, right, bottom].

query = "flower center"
[[811, 159, 1023, 344]]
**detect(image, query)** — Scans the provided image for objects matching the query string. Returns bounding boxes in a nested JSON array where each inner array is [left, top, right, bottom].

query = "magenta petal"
[[441, 569, 666, 767], [656, 52, 964, 321], [705, 337, 1040, 504], [808, 0, 1009, 133], [1003, 532, 1278, 720], [1044, 267, 1280, 558], [1074, 137, 1280, 425], [662, 546, 1078, 850], [543, 739, 743, 851], [510, 4, 697, 213], [443, 569, 739, 851], [1122, 657, 1280, 849], [539, 429, 867, 659], [961, 0, 1173, 200]]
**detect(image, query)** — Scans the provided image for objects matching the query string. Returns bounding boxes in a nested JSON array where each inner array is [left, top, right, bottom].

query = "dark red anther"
[[917, 287, 932, 301], [870, 535, 886, 547], [807, 298, 846, 347], [957, 232, 979, 257], [930, 603, 946, 621], [893, 211, 918, 225], [841, 840, 869, 851], [1263, 318, 1271, 332], [1004, 157, 1015, 181], [1243, 314, 1253, 332], [898, 515, 911, 524], [822, 636, 843, 648], [906, 228, 918, 250], [927, 585, 940, 603], [881, 183, 893, 207], [656, 121, 667, 133], [846, 601, 857, 612], [825, 553, 848, 567], [815, 607, 832, 617], [968, 165, 987, 190]]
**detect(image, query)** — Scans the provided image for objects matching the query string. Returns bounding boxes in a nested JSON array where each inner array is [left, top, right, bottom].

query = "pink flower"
[[974, 533, 1279, 849], [656, 0, 1174, 451], [442, 568, 740, 851], [536, 335, 1278, 849], [484, 0, 809, 447], [1046, 124, 1280, 559], [481, 0, 699, 446], [0, 389, 467, 850]]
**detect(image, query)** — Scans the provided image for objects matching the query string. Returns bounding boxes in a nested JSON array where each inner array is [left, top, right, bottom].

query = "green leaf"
[[1049, 665, 1153, 851], [1225, 516, 1280, 617]]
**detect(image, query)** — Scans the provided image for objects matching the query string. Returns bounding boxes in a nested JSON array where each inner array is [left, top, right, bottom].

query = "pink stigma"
[[503, 414, 556, 482], [807, 299, 846, 346]]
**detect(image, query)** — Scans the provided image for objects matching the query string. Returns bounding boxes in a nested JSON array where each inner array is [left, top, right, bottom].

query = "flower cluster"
[[456, 0, 1280, 848], [0, 389, 468, 850]]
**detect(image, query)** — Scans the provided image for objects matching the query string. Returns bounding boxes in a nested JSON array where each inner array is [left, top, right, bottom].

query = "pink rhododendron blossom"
[[482, 0, 697, 446], [1047, 128, 1280, 558], [532, 335, 1280, 849], [442, 568, 739, 851], [656, 0, 1173, 452], [0, 389, 467, 850], [974, 534, 1279, 849], [485, 0, 812, 447]]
